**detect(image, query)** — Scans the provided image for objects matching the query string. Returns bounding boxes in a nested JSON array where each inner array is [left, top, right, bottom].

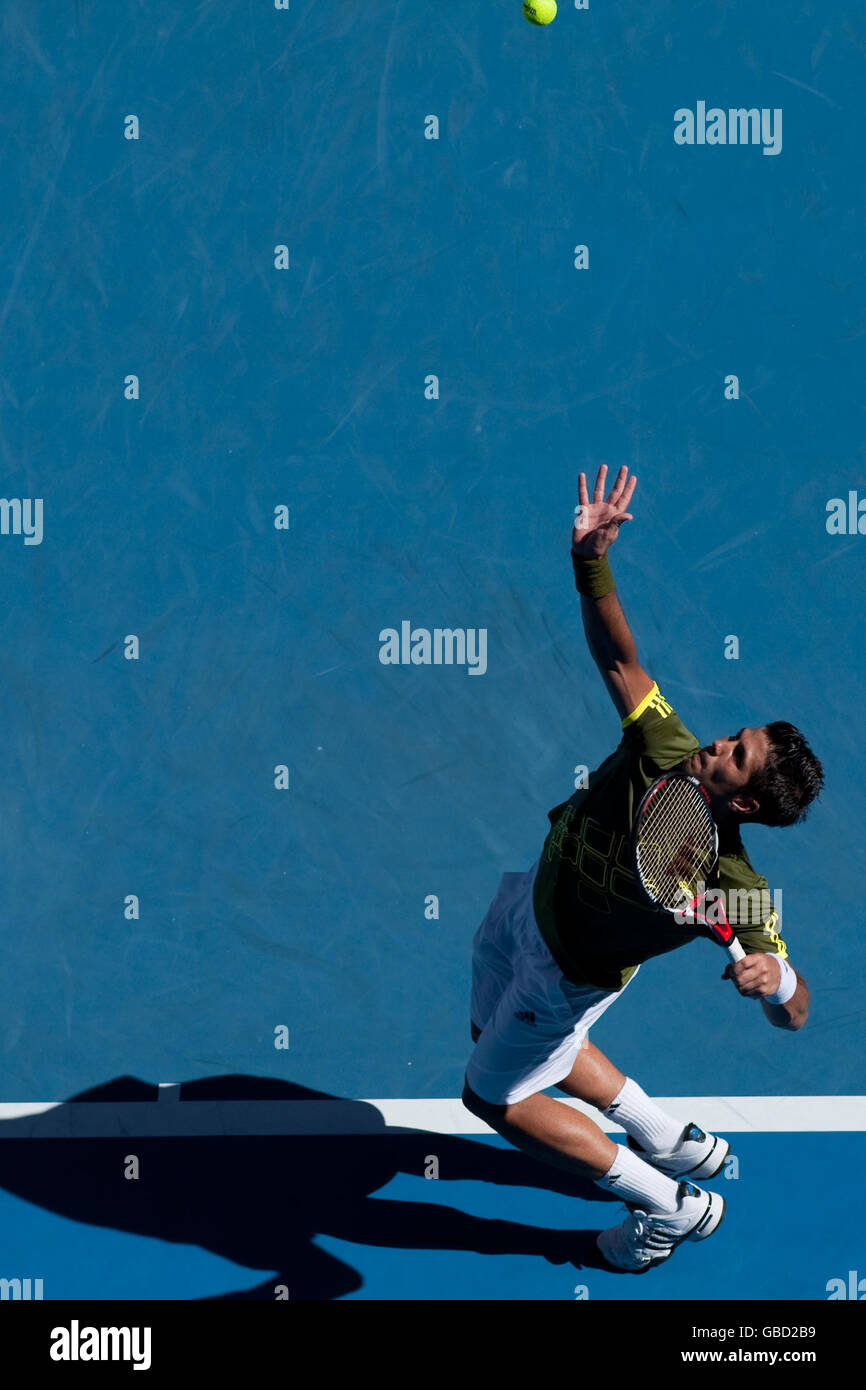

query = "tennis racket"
[[631, 772, 745, 963]]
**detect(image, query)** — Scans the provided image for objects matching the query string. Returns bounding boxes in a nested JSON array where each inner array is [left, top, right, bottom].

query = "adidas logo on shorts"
[[514, 1010, 536, 1026]]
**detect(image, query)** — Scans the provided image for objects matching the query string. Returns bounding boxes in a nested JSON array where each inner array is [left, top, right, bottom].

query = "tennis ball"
[[523, 0, 557, 24]]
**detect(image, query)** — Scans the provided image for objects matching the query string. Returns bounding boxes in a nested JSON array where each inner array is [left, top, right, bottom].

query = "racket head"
[[632, 772, 719, 914]]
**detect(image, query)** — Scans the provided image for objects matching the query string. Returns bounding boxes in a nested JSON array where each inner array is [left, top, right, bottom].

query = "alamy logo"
[[672, 883, 783, 933], [826, 1270, 866, 1300], [826, 492, 866, 534], [379, 621, 487, 675], [50, 1320, 152, 1371], [0, 1276, 43, 1299], [0, 497, 43, 545], [674, 102, 782, 156]]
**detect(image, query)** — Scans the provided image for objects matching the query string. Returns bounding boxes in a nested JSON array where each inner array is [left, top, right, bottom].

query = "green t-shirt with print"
[[532, 683, 788, 990]]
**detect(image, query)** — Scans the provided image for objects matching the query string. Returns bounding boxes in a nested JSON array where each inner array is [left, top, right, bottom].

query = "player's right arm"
[[722, 899, 809, 1030], [572, 464, 654, 720], [762, 972, 809, 1030]]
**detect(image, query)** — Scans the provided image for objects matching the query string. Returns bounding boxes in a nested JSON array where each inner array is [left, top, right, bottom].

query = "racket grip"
[[726, 937, 746, 964]]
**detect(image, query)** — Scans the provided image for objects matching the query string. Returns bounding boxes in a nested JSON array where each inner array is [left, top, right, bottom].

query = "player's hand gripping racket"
[[632, 772, 745, 963]]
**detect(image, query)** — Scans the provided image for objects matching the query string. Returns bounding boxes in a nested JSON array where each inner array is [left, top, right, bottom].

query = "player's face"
[[683, 726, 771, 812]]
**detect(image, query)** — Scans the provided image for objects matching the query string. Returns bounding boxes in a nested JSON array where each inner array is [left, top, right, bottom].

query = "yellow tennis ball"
[[523, 0, 557, 24]]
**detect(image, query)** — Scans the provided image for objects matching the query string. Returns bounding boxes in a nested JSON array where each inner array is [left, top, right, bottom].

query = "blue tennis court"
[[0, 0, 863, 1302]]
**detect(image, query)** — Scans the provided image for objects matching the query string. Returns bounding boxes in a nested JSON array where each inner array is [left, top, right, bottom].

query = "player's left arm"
[[723, 955, 808, 1030], [571, 464, 655, 720]]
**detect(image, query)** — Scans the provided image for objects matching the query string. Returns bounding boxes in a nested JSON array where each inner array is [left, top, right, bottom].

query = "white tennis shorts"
[[465, 861, 639, 1106]]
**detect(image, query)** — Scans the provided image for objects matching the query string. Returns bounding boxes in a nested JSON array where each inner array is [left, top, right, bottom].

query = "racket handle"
[[726, 937, 746, 964]]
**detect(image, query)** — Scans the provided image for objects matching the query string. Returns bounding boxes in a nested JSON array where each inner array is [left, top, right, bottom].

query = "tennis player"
[[462, 464, 823, 1273]]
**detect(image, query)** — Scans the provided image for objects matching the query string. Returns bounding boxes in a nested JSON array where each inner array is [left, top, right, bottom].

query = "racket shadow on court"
[[0, 1074, 619, 1298]]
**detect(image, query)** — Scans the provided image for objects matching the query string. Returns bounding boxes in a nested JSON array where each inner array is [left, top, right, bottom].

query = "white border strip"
[[368, 1096, 866, 1134], [0, 1096, 863, 1137]]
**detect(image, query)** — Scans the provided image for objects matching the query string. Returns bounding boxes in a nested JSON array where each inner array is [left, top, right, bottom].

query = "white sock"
[[596, 1144, 682, 1214], [603, 1077, 684, 1153]]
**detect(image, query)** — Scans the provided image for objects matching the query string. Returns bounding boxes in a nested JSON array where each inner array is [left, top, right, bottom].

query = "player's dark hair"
[[745, 722, 824, 827]]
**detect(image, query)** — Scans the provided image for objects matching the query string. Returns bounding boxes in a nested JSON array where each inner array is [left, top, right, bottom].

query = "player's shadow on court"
[[0, 1074, 620, 1298]]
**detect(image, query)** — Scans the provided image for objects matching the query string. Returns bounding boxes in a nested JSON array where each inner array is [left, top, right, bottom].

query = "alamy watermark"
[[826, 492, 866, 534], [826, 1270, 866, 1299], [672, 884, 783, 936], [379, 622, 487, 675], [0, 1276, 43, 1299], [674, 102, 782, 156], [50, 1321, 151, 1370], [0, 498, 43, 544]]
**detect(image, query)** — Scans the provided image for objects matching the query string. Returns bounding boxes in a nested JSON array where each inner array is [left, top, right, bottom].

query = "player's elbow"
[[764, 1006, 804, 1031]]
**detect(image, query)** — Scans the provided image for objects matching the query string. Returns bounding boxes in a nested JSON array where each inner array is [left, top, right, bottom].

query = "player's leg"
[[463, 870, 724, 1266], [464, 964, 695, 1216], [555, 1038, 731, 1181], [464, 1067, 691, 1222], [463, 1076, 725, 1273], [464, 963, 725, 1270], [553, 1037, 624, 1109], [462, 1078, 618, 1177], [462, 1068, 723, 1260]]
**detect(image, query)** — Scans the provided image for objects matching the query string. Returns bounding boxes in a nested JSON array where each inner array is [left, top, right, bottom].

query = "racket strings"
[[636, 783, 716, 910]]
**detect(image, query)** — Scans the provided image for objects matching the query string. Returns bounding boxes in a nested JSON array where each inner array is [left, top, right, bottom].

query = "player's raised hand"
[[572, 464, 637, 558]]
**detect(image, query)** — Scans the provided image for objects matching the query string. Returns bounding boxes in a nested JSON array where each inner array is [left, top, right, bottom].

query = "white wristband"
[[764, 955, 797, 1006]]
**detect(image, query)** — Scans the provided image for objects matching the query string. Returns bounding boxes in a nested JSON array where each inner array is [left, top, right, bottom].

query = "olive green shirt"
[[533, 683, 788, 990]]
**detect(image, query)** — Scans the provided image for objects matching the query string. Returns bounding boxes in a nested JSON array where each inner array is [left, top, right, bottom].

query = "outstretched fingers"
[[577, 464, 637, 528], [608, 465, 637, 509], [621, 472, 638, 510]]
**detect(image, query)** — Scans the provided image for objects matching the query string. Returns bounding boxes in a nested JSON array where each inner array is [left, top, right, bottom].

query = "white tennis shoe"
[[597, 1180, 726, 1273], [627, 1122, 730, 1181]]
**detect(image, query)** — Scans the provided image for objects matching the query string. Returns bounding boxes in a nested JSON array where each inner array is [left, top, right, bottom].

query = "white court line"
[[0, 1096, 863, 1137], [369, 1096, 866, 1134]]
